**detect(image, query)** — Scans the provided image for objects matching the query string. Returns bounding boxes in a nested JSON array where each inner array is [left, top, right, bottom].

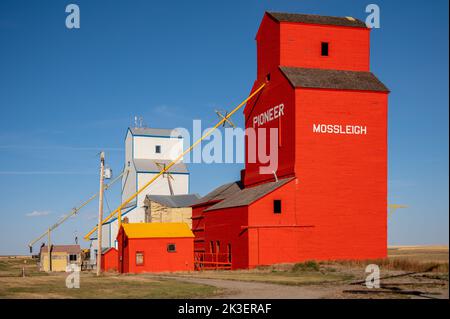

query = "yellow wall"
[[40, 252, 80, 272], [145, 201, 192, 228]]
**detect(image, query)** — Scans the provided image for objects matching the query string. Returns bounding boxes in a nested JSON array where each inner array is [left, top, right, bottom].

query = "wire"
[[104, 192, 112, 215]]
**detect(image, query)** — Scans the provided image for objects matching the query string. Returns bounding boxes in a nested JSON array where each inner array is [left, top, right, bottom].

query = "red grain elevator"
[[192, 12, 389, 269]]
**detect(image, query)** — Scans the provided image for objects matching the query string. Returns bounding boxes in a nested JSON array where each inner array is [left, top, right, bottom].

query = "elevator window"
[[321, 42, 329, 56], [274, 200, 282, 214]]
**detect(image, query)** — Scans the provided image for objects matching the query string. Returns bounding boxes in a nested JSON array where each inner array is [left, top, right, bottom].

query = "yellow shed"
[[39, 245, 81, 272]]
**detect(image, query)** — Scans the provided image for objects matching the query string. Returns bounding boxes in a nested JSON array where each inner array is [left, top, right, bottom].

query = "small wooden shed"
[[39, 245, 81, 272], [101, 247, 118, 272], [117, 223, 194, 273]]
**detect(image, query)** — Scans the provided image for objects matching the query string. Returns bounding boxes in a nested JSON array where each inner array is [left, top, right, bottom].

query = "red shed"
[[192, 12, 389, 269], [117, 223, 194, 273], [101, 247, 118, 272]]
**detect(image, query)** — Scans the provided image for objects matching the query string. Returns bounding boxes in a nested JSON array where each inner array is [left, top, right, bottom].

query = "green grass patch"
[[292, 261, 320, 272]]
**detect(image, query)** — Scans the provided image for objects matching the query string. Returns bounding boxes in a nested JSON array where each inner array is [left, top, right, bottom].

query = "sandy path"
[[149, 275, 338, 299], [148, 273, 449, 299]]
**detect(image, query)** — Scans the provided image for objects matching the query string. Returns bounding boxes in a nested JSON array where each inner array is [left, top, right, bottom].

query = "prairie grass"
[[327, 258, 448, 273]]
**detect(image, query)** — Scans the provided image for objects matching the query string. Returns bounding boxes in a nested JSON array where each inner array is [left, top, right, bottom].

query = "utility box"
[[104, 167, 112, 179]]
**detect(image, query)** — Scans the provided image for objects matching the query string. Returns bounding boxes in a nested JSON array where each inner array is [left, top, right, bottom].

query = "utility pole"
[[96, 151, 105, 276], [47, 229, 51, 272]]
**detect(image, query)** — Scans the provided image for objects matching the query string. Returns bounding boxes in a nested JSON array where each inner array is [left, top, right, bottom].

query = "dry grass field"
[[0, 245, 447, 299], [0, 258, 220, 299]]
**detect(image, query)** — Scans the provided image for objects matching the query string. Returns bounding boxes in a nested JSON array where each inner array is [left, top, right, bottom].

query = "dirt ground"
[[0, 246, 448, 299], [151, 246, 449, 299]]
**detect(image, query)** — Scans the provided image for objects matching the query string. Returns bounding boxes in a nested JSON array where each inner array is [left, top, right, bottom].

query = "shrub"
[[292, 261, 320, 272]]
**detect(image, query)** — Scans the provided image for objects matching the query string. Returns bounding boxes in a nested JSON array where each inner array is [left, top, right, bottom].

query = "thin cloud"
[[0, 145, 122, 151], [86, 213, 98, 221], [0, 171, 97, 175], [152, 105, 189, 121], [26, 211, 50, 217]]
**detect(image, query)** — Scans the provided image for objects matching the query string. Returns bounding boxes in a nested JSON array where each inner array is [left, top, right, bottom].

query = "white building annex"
[[95, 127, 190, 249]]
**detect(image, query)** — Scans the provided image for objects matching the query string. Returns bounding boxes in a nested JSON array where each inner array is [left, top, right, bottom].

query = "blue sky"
[[0, 0, 448, 255]]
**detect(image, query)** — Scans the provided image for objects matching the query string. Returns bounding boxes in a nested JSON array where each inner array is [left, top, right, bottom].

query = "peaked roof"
[[129, 127, 182, 138], [121, 223, 194, 239], [102, 247, 117, 254], [193, 181, 244, 206], [133, 159, 188, 173], [204, 177, 295, 212], [267, 11, 367, 28], [280, 67, 390, 92], [40, 245, 80, 254], [145, 194, 200, 208]]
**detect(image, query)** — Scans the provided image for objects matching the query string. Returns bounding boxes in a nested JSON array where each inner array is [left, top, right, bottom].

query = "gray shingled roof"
[[204, 177, 294, 212], [129, 127, 182, 138], [40, 245, 81, 254], [193, 181, 244, 206], [134, 159, 188, 174], [145, 194, 201, 208], [280, 67, 389, 92], [267, 11, 367, 28], [102, 247, 117, 254]]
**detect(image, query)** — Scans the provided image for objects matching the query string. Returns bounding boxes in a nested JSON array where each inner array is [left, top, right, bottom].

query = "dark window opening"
[[210, 241, 215, 254], [155, 145, 161, 153], [321, 42, 329, 56], [216, 241, 220, 254], [227, 244, 232, 263], [266, 73, 271, 82], [273, 200, 282, 214], [69, 254, 77, 261], [167, 243, 176, 253]]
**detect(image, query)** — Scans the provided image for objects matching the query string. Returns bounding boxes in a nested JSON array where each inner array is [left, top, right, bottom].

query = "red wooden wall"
[[101, 248, 118, 272], [294, 88, 388, 260], [117, 230, 194, 273]]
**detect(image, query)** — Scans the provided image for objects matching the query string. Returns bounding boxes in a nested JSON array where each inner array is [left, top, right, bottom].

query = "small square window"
[[155, 145, 161, 153], [167, 244, 176, 253], [321, 42, 329, 56], [69, 254, 77, 261], [273, 200, 282, 214], [136, 252, 144, 265]]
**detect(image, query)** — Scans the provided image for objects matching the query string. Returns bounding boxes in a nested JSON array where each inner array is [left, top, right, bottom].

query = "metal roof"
[[129, 127, 182, 138], [145, 194, 200, 208], [40, 245, 81, 254], [121, 223, 194, 238], [267, 11, 367, 28], [193, 181, 244, 206], [202, 177, 295, 211], [133, 159, 188, 173], [102, 247, 117, 254], [280, 67, 390, 92]]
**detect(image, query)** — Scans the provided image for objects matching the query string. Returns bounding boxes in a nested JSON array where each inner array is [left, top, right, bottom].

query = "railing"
[[194, 252, 231, 271]]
